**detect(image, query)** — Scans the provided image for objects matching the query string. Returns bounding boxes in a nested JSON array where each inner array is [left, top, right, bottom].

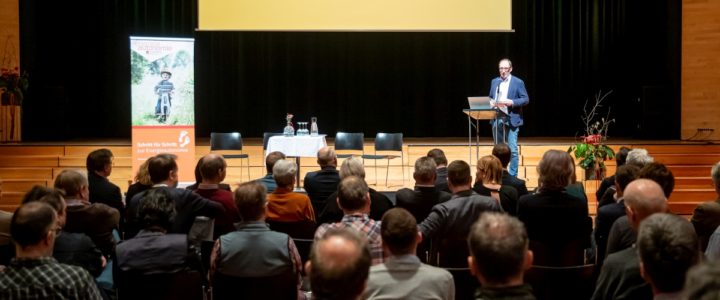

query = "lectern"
[[463, 108, 504, 163]]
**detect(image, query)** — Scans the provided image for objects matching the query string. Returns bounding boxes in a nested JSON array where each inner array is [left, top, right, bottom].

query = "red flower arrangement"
[[568, 91, 615, 178]]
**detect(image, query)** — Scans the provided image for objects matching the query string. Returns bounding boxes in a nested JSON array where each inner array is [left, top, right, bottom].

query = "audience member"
[[639, 162, 675, 199], [54, 170, 119, 257], [637, 213, 699, 300], [307, 228, 371, 300], [626, 148, 654, 168], [319, 157, 393, 223], [257, 151, 285, 193], [592, 179, 668, 300], [192, 154, 240, 238], [473, 155, 520, 215], [210, 182, 303, 299], [596, 146, 631, 206], [427, 148, 450, 193], [315, 176, 384, 265], [126, 153, 224, 239], [365, 208, 454, 299], [125, 158, 153, 204], [304, 147, 341, 217], [692, 161, 720, 251], [492, 143, 529, 196], [86, 148, 125, 232], [682, 260, 720, 300], [517, 150, 591, 246], [186, 156, 232, 192], [468, 212, 535, 300], [704, 224, 720, 260], [23, 188, 105, 278], [594, 164, 640, 264], [266, 159, 316, 223], [0, 209, 11, 264], [0, 202, 102, 299], [395, 157, 452, 222]]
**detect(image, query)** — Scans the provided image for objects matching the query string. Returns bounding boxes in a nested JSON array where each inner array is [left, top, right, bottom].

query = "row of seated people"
[[1, 145, 719, 299]]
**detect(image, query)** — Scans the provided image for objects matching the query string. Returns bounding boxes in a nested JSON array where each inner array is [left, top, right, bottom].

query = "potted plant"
[[568, 90, 615, 180]]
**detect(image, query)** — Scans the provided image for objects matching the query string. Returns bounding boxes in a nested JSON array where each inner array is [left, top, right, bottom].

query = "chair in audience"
[[529, 238, 587, 267], [213, 270, 297, 300], [116, 268, 206, 300], [433, 238, 478, 300], [362, 133, 405, 186], [210, 132, 250, 181], [334, 132, 364, 159], [524, 264, 596, 300], [293, 238, 314, 267], [267, 220, 317, 265]]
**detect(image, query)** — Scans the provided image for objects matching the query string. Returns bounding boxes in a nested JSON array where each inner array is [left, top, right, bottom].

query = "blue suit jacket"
[[488, 75, 529, 127]]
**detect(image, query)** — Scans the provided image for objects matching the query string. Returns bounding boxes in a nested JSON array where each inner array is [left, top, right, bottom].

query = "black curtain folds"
[[20, 0, 680, 140]]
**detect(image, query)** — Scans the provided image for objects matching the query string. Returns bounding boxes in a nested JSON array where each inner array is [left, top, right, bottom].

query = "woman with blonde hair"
[[125, 159, 154, 203], [473, 155, 519, 215]]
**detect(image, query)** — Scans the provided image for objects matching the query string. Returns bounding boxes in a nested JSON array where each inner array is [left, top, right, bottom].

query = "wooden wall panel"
[[682, 0, 720, 140], [0, 0, 20, 70]]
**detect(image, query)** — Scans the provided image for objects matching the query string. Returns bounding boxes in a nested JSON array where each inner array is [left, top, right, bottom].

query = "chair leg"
[[401, 154, 405, 185], [246, 158, 251, 182], [374, 159, 378, 186]]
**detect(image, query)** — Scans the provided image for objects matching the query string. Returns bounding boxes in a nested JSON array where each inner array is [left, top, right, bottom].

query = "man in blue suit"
[[488, 58, 529, 177]]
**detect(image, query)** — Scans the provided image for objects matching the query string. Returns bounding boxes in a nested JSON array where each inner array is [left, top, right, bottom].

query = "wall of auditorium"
[[682, 0, 720, 140], [0, 0, 20, 69]]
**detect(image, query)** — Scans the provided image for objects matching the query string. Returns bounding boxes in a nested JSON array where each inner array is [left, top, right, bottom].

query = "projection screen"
[[198, 0, 512, 32]]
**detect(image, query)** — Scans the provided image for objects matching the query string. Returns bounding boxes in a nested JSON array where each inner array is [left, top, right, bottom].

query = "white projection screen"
[[198, 0, 512, 32]]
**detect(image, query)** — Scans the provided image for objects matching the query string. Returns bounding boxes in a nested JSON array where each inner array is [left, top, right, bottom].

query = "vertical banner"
[[130, 37, 195, 182]]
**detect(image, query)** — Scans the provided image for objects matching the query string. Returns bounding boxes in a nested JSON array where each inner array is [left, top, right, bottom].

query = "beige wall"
[[682, 0, 720, 140], [0, 0, 20, 70]]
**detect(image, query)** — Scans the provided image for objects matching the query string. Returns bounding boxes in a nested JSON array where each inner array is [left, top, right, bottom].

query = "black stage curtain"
[[20, 0, 680, 140]]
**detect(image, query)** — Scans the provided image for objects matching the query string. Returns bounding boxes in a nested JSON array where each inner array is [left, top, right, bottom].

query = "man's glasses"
[[498, 67, 511, 70]]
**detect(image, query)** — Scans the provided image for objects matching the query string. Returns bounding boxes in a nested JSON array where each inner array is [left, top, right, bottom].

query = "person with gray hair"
[[304, 147, 341, 219], [682, 259, 720, 300], [691, 161, 720, 251], [54, 169, 119, 257], [636, 213, 699, 299], [468, 212, 535, 300], [592, 179, 668, 300], [307, 227, 372, 300], [266, 159, 316, 223], [626, 148, 654, 168], [318, 157, 393, 224], [395, 156, 452, 223]]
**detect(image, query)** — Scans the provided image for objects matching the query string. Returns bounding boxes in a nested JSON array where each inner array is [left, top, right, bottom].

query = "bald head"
[[308, 228, 371, 299], [317, 147, 337, 168], [200, 153, 226, 183], [624, 179, 668, 229]]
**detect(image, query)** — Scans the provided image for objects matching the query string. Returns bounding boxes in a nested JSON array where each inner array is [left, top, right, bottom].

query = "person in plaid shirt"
[[314, 176, 384, 265]]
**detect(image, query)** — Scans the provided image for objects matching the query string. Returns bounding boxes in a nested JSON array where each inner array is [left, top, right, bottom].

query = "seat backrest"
[[529, 238, 586, 267], [374, 133, 403, 151], [116, 268, 205, 300], [213, 270, 297, 300], [293, 238, 314, 266], [211, 132, 243, 151], [335, 132, 364, 151], [263, 132, 284, 151], [266, 220, 317, 239], [525, 264, 596, 300]]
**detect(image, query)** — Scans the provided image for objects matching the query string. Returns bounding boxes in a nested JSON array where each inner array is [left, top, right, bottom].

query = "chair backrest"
[[263, 132, 283, 151], [116, 269, 205, 300], [335, 132, 364, 151], [213, 271, 297, 300], [211, 132, 243, 151], [525, 264, 596, 300], [529, 238, 586, 267], [374, 133, 403, 151], [293, 238, 314, 266], [266, 220, 317, 239]]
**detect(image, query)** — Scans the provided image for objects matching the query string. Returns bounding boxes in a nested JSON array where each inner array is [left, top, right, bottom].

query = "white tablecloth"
[[266, 135, 327, 157]]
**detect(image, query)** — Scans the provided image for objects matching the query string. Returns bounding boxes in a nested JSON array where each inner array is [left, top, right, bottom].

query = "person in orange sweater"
[[266, 159, 316, 223]]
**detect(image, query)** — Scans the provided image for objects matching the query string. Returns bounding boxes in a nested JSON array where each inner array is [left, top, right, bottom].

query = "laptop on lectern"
[[467, 96, 492, 110]]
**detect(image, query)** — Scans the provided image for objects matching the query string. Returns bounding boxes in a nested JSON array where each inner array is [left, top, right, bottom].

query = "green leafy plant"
[[568, 90, 616, 178], [0, 67, 29, 105]]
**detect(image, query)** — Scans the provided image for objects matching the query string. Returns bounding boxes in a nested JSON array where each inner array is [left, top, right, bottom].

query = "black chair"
[[362, 133, 404, 186], [334, 132, 364, 159], [433, 238, 478, 300], [267, 220, 317, 265], [263, 132, 284, 152], [292, 238, 314, 268], [116, 268, 206, 300], [524, 264, 596, 300], [213, 271, 297, 300], [529, 238, 587, 267], [211, 132, 250, 181]]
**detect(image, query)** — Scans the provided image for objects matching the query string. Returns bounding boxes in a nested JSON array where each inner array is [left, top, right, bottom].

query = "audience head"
[[381, 208, 419, 256], [86, 148, 114, 177], [272, 159, 297, 188], [713, 161, 720, 193], [234, 181, 268, 222], [468, 212, 532, 287], [134, 158, 153, 186], [637, 213, 699, 295], [537, 150, 574, 192], [616, 146, 631, 167], [265, 151, 286, 174], [20, 185, 54, 204], [412, 157, 437, 185], [683, 260, 720, 300], [615, 164, 641, 196], [200, 154, 227, 183], [639, 162, 675, 198], [23, 188, 67, 227], [623, 179, 668, 230], [308, 228, 371, 300], [337, 176, 370, 214], [148, 153, 179, 186], [626, 148, 654, 167], [427, 148, 448, 167], [476, 155, 503, 185], [138, 188, 176, 231], [11, 202, 58, 253], [492, 143, 512, 169], [53, 170, 89, 199], [317, 147, 338, 168], [339, 157, 366, 179], [193, 157, 204, 185], [447, 160, 473, 191]]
